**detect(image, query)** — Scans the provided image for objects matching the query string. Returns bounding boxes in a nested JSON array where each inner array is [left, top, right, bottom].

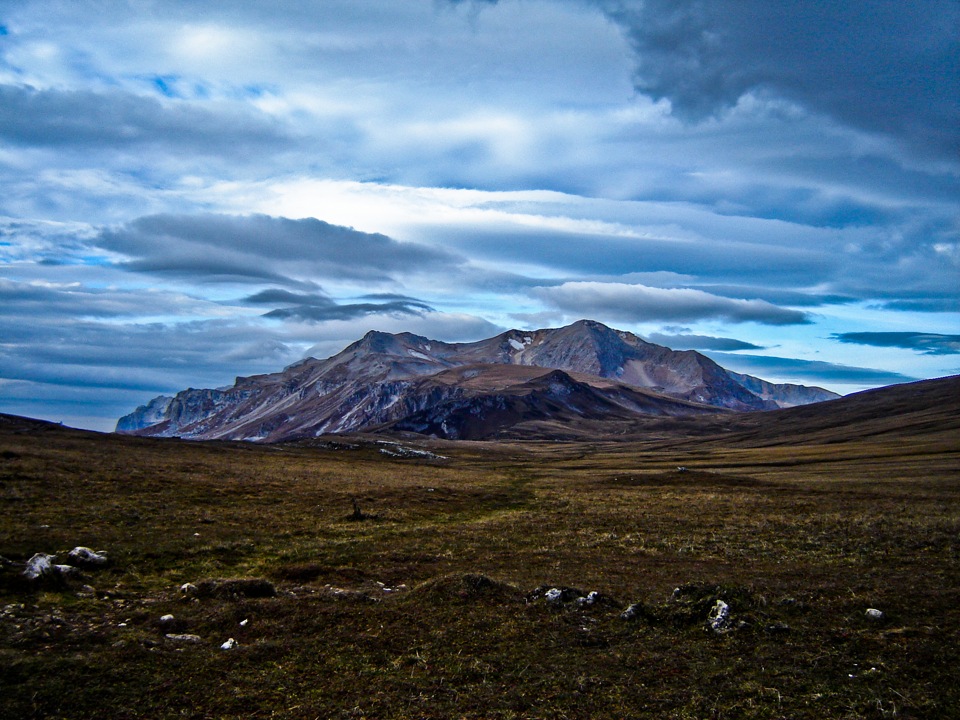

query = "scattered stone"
[[67, 547, 108, 568], [530, 585, 585, 605], [676, 466, 688, 473], [576, 591, 601, 607], [23, 553, 56, 581], [544, 588, 564, 604], [707, 599, 732, 633], [620, 603, 645, 621], [866, 608, 885, 621], [220, 638, 237, 650], [239, 618, 249, 627], [159, 614, 175, 623], [165, 633, 202, 644], [377, 442, 447, 460], [179, 582, 199, 596]]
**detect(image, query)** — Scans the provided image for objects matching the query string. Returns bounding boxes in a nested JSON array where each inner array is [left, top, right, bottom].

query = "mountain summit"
[[116, 320, 838, 441]]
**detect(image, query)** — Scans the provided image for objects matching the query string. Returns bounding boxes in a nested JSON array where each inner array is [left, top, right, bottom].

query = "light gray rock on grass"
[[67, 546, 108, 567]]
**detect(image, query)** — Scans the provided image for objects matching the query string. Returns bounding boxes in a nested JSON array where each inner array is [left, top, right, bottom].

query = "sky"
[[0, 0, 958, 432]]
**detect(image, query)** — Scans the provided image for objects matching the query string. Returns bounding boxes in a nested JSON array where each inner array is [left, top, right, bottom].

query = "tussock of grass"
[[408, 572, 525, 605]]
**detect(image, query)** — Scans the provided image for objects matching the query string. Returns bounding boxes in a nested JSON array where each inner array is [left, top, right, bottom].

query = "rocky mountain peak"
[[116, 320, 839, 442]]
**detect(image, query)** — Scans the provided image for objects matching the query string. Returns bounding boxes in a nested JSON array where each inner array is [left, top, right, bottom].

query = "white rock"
[[23, 553, 55, 580], [865, 608, 884, 621], [220, 638, 237, 650], [67, 546, 108, 567], [179, 582, 198, 595], [707, 599, 732, 633], [159, 614, 175, 623], [544, 588, 564, 604], [239, 618, 249, 627]]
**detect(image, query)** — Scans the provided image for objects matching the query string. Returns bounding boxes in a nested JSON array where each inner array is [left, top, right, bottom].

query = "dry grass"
[[0, 413, 958, 718]]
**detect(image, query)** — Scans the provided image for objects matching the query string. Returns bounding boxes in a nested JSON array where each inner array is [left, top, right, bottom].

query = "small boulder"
[[23, 553, 56, 581], [179, 582, 198, 596], [576, 591, 600, 607], [530, 585, 585, 605], [865, 608, 885, 621], [544, 588, 564, 604], [220, 638, 237, 650], [707, 599, 732, 633], [67, 547, 109, 568]]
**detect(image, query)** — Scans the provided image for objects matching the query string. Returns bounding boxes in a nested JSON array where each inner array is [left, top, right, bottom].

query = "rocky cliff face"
[[726, 371, 840, 408], [116, 320, 839, 442], [114, 395, 173, 432]]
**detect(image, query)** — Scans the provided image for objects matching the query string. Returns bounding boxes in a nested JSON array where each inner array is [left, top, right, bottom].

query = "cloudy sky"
[[1, 0, 957, 431]]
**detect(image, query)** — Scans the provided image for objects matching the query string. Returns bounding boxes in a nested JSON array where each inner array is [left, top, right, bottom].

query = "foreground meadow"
[[1, 413, 958, 719]]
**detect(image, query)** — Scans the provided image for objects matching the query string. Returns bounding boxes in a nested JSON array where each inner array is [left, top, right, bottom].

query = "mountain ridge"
[[116, 320, 839, 442]]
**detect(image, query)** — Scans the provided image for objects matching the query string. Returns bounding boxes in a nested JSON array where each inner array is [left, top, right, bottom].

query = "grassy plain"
[[1, 382, 958, 719]]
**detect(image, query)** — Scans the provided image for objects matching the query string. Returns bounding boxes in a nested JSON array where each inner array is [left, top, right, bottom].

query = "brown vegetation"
[[1, 377, 958, 718]]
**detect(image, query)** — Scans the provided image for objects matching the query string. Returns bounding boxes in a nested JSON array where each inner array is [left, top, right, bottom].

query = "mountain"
[[116, 320, 838, 442]]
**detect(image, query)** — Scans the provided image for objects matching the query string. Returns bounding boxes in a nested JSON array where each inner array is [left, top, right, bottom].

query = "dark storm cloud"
[[0, 277, 217, 318], [695, 285, 856, 308], [646, 332, 764, 352], [881, 299, 960, 313], [0, 315, 261, 392], [602, 0, 960, 158], [832, 332, 960, 356], [0, 84, 290, 153], [704, 352, 915, 387], [244, 289, 335, 306], [263, 302, 431, 322], [435, 224, 834, 285], [245, 287, 435, 322], [534, 282, 811, 325], [98, 213, 462, 285]]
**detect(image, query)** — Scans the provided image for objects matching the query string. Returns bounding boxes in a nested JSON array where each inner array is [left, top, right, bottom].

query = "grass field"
[[1, 400, 958, 718]]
